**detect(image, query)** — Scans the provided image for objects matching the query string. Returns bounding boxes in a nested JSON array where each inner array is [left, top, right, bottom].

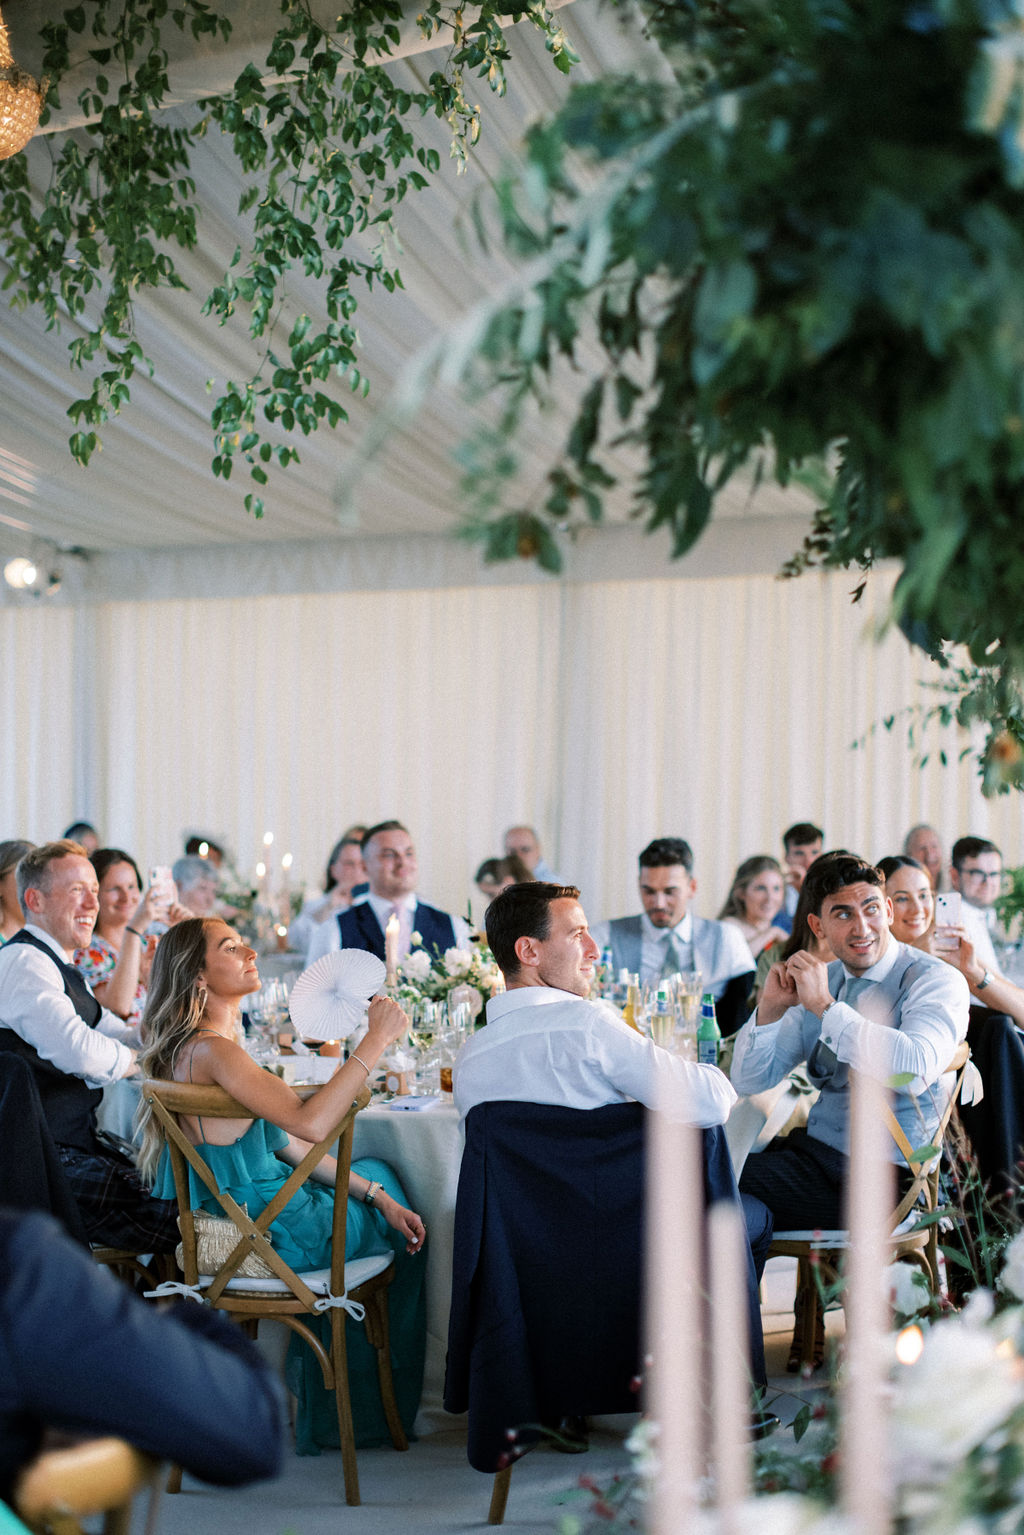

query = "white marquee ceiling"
[[0, 0, 815, 592]]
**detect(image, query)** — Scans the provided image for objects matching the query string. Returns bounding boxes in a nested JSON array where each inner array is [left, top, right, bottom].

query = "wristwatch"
[[363, 1180, 382, 1207], [976, 970, 992, 992]]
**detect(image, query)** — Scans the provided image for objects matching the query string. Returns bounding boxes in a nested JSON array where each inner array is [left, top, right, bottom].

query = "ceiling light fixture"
[[0, 6, 48, 162], [4, 555, 37, 590]]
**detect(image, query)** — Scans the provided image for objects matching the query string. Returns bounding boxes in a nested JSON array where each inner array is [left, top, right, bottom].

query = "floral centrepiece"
[[396, 938, 503, 1021]]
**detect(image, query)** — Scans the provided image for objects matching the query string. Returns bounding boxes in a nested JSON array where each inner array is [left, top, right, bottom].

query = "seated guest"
[[75, 848, 189, 1029], [0, 840, 33, 942], [289, 833, 367, 960], [881, 854, 1024, 1201], [590, 838, 755, 1035], [949, 835, 1005, 973], [719, 856, 789, 960], [903, 823, 946, 892], [455, 882, 771, 1413], [307, 821, 470, 965], [780, 821, 824, 925], [474, 853, 532, 906], [136, 918, 426, 1451], [172, 854, 220, 917], [503, 824, 559, 882], [62, 821, 100, 855], [0, 840, 179, 1250], [0, 1207, 284, 1501], [734, 852, 970, 1355]]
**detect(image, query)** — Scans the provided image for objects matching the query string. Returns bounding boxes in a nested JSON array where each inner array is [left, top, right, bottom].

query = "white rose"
[[401, 949, 432, 982], [443, 946, 474, 977], [891, 1303, 1023, 1473], [887, 1260, 930, 1319]]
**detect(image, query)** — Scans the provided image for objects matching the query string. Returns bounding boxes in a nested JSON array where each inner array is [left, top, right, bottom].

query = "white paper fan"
[[288, 950, 386, 1042]]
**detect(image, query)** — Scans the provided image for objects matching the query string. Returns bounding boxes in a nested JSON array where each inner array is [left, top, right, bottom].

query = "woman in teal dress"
[[136, 917, 426, 1452]]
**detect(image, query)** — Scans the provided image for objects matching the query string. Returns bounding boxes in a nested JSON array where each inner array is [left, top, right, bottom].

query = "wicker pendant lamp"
[[0, 5, 47, 161]]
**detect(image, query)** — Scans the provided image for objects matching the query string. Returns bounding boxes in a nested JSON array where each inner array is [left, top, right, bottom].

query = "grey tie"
[[660, 935, 681, 982], [812, 973, 871, 1077]]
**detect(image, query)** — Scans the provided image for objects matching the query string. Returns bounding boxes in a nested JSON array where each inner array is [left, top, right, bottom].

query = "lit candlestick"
[[384, 911, 400, 986], [279, 851, 293, 928], [841, 1062, 893, 1534], [709, 1203, 751, 1532], [646, 1099, 701, 1535], [263, 831, 274, 848]]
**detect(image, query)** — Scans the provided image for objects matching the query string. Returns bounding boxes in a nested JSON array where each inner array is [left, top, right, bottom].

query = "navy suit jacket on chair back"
[[444, 1101, 754, 1471]]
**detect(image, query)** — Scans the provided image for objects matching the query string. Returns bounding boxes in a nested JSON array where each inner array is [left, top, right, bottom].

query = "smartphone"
[[933, 892, 962, 951], [149, 864, 175, 913]]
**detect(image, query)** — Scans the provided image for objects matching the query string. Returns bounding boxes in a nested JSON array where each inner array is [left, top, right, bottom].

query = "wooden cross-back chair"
[[142, 1079, 407, 1505], [14, 1437, 161, 1535], [768, 1039, 971, 1369]]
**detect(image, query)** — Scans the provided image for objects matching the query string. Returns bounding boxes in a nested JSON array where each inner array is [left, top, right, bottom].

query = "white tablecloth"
[[352, 1102, 463, 1430]]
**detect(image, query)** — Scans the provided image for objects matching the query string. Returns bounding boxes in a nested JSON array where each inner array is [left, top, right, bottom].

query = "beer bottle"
[[697, 992, 721, 1066]]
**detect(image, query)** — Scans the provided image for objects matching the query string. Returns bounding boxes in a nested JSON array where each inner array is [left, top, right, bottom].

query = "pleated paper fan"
[[288, 950, 386, 1042]]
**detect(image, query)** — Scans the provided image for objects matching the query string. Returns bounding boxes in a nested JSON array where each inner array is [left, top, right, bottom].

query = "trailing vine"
[[0, 0, 576, 514]]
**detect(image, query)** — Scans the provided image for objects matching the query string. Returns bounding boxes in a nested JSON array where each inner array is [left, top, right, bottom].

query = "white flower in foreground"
[[729, 1496, 846, 1535], [886, 1260, 931, 1319], [1001, 1231, 1024, 1301], [443, 946, 474, 976], [891, 1298, 1024, 1473], [401, 949, 432, 982]]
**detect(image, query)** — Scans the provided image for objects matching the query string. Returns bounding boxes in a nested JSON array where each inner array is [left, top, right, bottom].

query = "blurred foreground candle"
[[709, 1203, 751, 1531], [385, 911, 400, 985], [646, 1099, 701, 1534], [841, 1063, 893, 1535]]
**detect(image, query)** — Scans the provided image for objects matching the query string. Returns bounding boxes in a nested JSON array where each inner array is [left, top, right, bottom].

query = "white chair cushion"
[[195, 1249, 393, 1294], [772, 1212, 925, 1245]]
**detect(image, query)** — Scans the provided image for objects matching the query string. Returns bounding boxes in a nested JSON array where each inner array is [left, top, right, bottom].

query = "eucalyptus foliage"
[[0, 0, 575, 513], [445, 0, 1024, 786]]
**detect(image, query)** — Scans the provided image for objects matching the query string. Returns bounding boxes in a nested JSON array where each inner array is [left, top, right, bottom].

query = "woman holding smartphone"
[[75, 847, 190, 1028]]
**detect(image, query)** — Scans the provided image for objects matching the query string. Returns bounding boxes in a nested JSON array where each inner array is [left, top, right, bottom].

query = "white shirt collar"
[[640, 910, 693, 944], [24, 922, 73, 963], [487, 986, 583, 1021], [366, 891, 417, 929]]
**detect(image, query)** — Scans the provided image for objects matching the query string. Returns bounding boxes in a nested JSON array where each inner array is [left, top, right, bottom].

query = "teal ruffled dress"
[[152, 1119, 425, 1452]]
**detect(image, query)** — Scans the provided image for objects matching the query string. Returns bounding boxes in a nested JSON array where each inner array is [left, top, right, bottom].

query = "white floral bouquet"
[[397, 938, 503, 1022]]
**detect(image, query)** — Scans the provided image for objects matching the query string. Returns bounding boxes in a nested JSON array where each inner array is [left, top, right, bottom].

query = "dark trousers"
[[738, 1129, 849, 1280], [58, 1141, 180, 1252]]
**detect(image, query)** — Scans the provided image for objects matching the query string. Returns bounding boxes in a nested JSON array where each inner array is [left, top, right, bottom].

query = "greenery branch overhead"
[[407, 0, 1024, 787], [0, 0, 577, 515]]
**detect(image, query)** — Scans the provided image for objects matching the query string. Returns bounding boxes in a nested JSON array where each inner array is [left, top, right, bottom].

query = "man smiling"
[[733, 851, 970, 1247], [0, 841, 178, 1249]]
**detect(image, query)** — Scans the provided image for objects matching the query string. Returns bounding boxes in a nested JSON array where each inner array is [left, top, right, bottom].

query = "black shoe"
[[548, 1416, 589, 1453], [749, 1409, 781, 1441]]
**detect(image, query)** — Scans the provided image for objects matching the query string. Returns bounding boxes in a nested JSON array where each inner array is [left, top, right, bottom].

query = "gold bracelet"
[[349, 1052, 371, 1075]]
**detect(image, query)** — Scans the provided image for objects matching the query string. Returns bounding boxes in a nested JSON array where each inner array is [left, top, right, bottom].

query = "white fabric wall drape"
[[3, 567, 1019, 926]]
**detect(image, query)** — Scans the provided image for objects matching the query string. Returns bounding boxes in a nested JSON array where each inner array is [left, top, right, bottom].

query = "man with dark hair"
[[456, 881, 773, 1425], [780, 821, 824, 924], [310, 820, 469, 965], [949, 835, 1004, 973], [459, 881, 736, 1122], [0, 841, 179, 1250], [590, 838, 755, 1033], [733, 849, 969, 1257]]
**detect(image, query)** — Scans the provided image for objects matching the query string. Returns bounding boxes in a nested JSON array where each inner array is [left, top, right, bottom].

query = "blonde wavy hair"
[[135, 917, 220, 1183]]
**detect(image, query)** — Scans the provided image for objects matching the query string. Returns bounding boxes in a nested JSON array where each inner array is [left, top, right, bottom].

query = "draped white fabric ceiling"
[[0, 0, 817, 575], [0, 2, 1017, 917]]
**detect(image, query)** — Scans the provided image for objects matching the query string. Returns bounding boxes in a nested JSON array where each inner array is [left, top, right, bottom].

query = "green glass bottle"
[[696, 992, 721, 1066]]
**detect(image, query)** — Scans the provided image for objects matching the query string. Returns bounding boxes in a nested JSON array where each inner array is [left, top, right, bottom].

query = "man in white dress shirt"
[[306, 820, 470, 966], [455, 881, 736, 1124], [455, 881, 775, 1424], [0, 841, 179, 1249], [589, 838, 755, 1035], [949, 835, 1004, 974]]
